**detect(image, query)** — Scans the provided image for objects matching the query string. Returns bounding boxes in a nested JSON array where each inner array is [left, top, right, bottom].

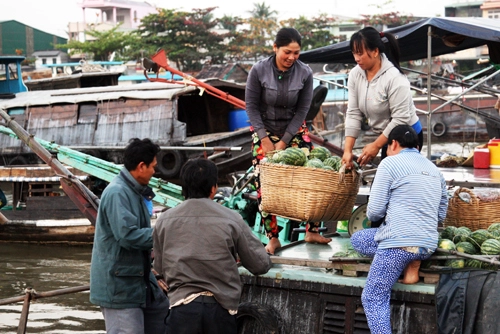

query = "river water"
[[0, 243, 105, 333]]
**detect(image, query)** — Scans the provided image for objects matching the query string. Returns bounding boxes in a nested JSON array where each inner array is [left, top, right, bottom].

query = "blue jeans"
[[101, 292, 169, 334]]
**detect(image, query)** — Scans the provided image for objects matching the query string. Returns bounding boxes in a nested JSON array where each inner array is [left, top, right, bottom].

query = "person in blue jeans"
[[350, 125, 448, 334]]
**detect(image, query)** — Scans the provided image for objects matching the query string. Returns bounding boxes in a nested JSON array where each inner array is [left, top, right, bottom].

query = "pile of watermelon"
[[426, 223, 500, 270], [267, 146, 357, 172]]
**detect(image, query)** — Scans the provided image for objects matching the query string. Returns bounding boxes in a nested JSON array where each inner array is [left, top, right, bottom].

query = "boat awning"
[[0, 175, 89, 182], [299, 17, 500, 64]]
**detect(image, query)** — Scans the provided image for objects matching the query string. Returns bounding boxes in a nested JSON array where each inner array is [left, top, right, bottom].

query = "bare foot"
[[398, 260, 421, 284], [265, 238, 281, 255], [304, 231, 332, 244]]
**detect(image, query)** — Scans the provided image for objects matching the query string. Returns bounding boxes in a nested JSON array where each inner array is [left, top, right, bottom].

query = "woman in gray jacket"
[[341, 27, 423, 169], [245, 27, 331, 254]]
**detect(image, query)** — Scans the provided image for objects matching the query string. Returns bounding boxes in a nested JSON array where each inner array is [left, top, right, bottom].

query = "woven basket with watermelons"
[[259, 146, 360, 223]]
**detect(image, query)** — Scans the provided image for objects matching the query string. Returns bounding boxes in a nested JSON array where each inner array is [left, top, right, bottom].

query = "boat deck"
[[440, 166, 500, 188], [239, 234, 436, 295]]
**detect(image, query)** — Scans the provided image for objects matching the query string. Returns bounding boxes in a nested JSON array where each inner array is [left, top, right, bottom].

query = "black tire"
[[237, 302, 283, 334], [305, 85, 328, 121], [0, 93, 16, 99], [156, 150, 184, 179], [432, 122, 447, 137]]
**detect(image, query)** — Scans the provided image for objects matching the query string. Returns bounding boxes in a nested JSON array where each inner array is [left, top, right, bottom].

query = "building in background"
[[0, 20, 67, 57], [68, 0, 157, 42]]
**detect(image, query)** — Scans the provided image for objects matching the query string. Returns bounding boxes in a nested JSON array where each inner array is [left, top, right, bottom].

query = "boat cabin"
[[0, 56, 28, 96]]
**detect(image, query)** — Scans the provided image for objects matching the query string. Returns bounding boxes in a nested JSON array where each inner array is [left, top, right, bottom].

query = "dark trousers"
[[166, 296, 237, 334]]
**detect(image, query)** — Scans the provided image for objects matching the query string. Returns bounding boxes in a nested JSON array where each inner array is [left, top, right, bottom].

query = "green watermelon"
[[438, 239, 456, 251], [323, 156, 342, 171], [309, 146, 331, 161], [455, 241, 477, 254], [440, 226, 458, 241], [453, 228, 471, 243], [464, 259, 484, 269], [488, 223, 500, 234], [323, 166, 335, 171], [468, 229, 494, 248], [457, 226, 472, 234], [480, 239, 500, 255], [445, 259, 465, 269], [271, 150, 285, 163], [305, 158, 324, 169], [281, 147, 307, 166]]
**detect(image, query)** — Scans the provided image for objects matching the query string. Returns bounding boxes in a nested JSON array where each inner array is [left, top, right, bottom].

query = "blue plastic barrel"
[[228, 109, 250, 131]]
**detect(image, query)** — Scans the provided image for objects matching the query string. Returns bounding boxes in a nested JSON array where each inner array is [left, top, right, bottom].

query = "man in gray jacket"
[[90, 138, 169, 334], [153, 158, 272, 334]]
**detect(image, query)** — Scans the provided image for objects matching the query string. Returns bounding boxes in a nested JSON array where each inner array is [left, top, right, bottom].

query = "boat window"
[[7, 108, 24, 116], [0, 63, 19, 81], [77, 103, 98, 124]]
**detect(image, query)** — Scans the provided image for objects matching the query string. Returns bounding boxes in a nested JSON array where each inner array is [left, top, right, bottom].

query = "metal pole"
[[427, 26, 432, 160]]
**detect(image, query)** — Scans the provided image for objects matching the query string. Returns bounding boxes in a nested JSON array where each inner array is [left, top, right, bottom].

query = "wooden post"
[[17, 289, 32, 334]]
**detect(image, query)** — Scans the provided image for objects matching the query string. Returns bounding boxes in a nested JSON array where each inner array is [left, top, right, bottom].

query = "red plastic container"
[[474, 148, 490, 169]]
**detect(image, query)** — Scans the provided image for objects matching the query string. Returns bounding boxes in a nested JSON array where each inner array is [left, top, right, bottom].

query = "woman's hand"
[[274, 140, 287, 151], [357, 143, 380, 166], [260, 137, 275, 155], [341, 151, 354, 169]]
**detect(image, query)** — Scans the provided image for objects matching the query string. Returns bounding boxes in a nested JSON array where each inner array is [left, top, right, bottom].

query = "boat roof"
[[0, 79, 246, 109], [300, 17, 500, 64]]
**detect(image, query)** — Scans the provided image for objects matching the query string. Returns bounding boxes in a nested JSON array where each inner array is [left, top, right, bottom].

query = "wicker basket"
[[444, 187, 500, 230], [259, 162, 360, 222]]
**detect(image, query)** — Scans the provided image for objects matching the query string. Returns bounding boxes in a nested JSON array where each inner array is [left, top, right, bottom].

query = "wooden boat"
[[0, 57, 252, 180], [0, 165, 94, 244]]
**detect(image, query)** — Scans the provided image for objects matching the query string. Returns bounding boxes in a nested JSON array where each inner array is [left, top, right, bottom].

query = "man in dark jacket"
[[153, 158, 272, 334], [90, 138, 169, 334]]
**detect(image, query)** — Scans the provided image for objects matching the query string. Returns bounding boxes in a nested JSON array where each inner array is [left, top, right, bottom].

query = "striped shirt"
[[367, 148, 448, 250]]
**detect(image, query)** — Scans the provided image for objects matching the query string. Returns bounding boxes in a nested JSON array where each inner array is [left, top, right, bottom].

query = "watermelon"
[[281, 147, 307, 166], [305, 158, 324, 169], [464, 259, 484, 269], [445, 259, 465, 269], [323, 156, 342, 171], [438, 239, 456, 251], [480, 239, 500, 255], [440, 226, 458, 241], [453, 228, 471, 243], [455, 241, 477, 254], [309, 146, 331, 161], [323, 166, 335, 171], [457, 226, 472, 234], [271, 150, 285, 163], [468, 229, 493, 248], [487, 223, 500, 234]]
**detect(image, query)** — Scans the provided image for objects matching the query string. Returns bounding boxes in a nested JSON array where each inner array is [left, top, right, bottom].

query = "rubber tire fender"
[[237, 302, 283, 334], [431, 121, 447, 137], [156, 150, 184, 179], [305, 85, 328, 122]]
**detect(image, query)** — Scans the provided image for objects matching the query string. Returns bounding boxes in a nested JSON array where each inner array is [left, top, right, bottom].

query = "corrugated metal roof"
[[0, 175, 89, 182], [0, 79, 245, 109]]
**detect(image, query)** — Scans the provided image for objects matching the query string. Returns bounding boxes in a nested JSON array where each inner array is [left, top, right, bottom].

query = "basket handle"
[[452, 187, 479, 204]]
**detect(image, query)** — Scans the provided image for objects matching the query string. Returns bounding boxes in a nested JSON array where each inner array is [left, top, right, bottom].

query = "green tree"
[[55, 25, 137, 61], [135, 7, 226, 71], [244, 2, 279, 61], [281, 14, 337, 50], [356, 12, 416, 29]]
